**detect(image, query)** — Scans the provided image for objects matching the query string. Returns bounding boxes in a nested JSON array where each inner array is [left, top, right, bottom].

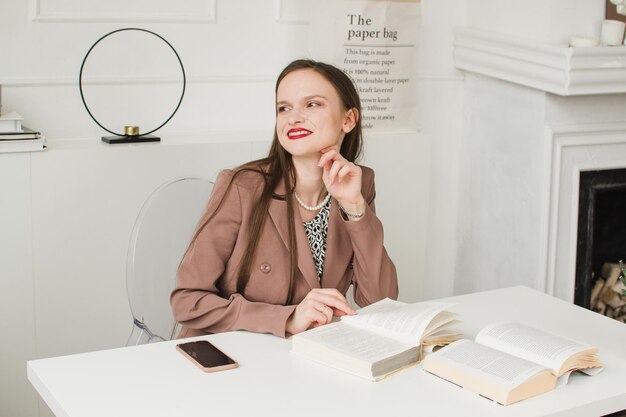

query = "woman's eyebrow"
[[303, 94, 327, 101], [276, 95, 328, 106]]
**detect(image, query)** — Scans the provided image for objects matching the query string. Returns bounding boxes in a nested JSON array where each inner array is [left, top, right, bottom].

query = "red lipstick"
[[287, 128, 312, 140]]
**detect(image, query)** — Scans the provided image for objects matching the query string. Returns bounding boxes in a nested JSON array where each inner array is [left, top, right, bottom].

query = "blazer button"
[[260, 263, 271, 273]]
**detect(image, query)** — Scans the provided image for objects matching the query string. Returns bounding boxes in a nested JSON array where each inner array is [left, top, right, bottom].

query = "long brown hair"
[[188, 59, 363, 304]]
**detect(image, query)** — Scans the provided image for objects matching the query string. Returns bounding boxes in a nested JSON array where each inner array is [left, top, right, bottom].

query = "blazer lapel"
[[322, 199, 353, 288], [267, 181, 320, 291]]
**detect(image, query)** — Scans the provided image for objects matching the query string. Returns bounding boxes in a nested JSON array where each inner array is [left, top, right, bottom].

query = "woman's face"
[[275, 69, 356, 158]]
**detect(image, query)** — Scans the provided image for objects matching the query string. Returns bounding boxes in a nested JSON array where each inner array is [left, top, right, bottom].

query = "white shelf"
[[454, 28, 626, 96]]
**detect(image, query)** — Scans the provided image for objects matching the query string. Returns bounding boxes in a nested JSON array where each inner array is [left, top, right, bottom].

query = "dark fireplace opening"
[[575, 168, 626, 322]]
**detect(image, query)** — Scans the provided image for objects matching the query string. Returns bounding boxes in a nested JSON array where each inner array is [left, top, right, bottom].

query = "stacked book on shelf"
[[0, 111, 46, 153]]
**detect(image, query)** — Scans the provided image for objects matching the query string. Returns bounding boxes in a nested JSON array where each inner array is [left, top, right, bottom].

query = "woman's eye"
[[306, 101, 320, 108], [277, 106, 289, 113]]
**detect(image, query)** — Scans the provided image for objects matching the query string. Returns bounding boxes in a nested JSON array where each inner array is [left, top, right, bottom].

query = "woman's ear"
[[342, 108, 359, 133]]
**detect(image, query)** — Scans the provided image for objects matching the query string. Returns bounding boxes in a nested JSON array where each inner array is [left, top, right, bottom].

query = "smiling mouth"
[[287, 129, 312, 140]]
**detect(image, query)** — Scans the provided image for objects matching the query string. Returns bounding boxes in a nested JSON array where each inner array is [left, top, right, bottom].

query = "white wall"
[[453, 0, 621, 297], [466, 0, 604, 43], [2, 0, 299, 138], [418, 0, 466, 299], [1, 2, 429, 417], [0, 156, 37, 417], [455, 74, 548, 295], [2, 0, 616, 416]]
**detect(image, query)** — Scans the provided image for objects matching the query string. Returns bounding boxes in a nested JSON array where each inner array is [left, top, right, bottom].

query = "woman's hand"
[[285, 288, 356, 335], [318, 145, 367, 218]]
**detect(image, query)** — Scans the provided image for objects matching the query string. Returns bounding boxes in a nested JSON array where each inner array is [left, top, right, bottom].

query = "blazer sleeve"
[[170, 170, 296, 338], [343, 167, 399, 306]]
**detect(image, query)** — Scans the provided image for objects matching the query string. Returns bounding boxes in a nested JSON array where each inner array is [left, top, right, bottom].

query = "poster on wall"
[[308, 0, 421, 133]]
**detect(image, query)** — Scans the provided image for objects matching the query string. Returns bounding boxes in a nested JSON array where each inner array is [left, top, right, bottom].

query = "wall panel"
[[0, 155, 38, 417]]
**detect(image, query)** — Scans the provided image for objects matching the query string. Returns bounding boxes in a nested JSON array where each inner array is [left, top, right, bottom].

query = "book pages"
[[341, 298, 454, 344], [475, 323, 592, 374], [295, 321, 413, 362], [426, 339, 549, 388]]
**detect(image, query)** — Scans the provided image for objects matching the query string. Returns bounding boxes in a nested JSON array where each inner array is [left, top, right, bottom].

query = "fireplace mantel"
[[454, 28, 626, 96]]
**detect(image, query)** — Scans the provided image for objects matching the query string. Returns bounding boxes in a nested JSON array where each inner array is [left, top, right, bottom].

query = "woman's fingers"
[[336, 163, 356, 183], [332, 307, 349, 317], [305, 304, 331, 326], [306, 289, 356, 316], [318, 146, 342, 169], [296, 301, 333, 329], [286, 289, 356, 335], [323, 158, 357, 186], [327, 160, 349, 185], [317, 303, 334, 323]]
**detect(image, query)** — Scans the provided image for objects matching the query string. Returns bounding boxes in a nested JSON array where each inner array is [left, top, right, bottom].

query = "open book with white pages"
[[291, 298, 460, 381], [422, 322, 603, 406]]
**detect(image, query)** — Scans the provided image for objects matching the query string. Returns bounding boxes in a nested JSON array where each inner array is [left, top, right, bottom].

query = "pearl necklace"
[[294, 191, 331, 211]]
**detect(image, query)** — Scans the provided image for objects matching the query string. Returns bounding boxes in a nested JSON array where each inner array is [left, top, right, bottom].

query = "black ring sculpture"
[[79, 28, 186, 143]]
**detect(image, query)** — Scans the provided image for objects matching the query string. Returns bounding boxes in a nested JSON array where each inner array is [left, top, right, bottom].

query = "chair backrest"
[[125, 177, 213, 345]]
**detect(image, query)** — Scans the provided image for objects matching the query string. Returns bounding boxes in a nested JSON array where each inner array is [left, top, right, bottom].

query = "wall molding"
[[455, 28, 626, 96], [275, 0, 309, 24], [31, 0, 217, 23], [2, 75, 274, 88], [542, 123, 626, 301]]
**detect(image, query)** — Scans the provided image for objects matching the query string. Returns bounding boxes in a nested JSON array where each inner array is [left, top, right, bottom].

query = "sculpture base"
[[102, 134, 160, 144]]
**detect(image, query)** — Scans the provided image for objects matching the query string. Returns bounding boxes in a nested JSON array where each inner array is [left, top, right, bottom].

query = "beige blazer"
[[170, 165, 398, 338]]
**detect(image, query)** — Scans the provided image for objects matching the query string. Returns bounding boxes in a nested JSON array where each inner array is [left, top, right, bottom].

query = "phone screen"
[[177, 341, 236, 368]]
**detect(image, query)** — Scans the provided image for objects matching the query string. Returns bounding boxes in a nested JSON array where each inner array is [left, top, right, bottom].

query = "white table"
[[28, 286, 626, 417]]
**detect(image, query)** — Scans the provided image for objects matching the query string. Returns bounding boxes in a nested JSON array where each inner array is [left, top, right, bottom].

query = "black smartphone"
[[176, 340, 239, 373]]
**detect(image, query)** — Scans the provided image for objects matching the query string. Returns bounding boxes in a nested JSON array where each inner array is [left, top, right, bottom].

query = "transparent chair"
[[126, 177, 214, 345]]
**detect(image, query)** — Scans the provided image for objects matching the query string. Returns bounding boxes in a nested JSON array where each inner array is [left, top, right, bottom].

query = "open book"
[[422, 322, 602, 406], [290, 298, 459, 381]]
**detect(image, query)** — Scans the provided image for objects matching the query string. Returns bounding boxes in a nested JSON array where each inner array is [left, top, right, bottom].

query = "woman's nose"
[[288, 109, 304, 125]]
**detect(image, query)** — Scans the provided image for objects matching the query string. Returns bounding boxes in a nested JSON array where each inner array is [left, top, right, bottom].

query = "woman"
[[171, 59, 398, 338]]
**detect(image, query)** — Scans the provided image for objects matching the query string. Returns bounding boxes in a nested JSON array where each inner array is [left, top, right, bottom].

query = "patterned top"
[[303, 200, 330, 281]]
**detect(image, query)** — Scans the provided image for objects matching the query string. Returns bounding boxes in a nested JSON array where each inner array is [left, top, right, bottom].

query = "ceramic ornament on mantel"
[[610, 0, 626, 16]]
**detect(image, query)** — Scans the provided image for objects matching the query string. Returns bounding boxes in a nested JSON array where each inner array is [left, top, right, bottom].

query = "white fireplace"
[[450, 28, 626, 302], [544, 124, 626, 301]]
